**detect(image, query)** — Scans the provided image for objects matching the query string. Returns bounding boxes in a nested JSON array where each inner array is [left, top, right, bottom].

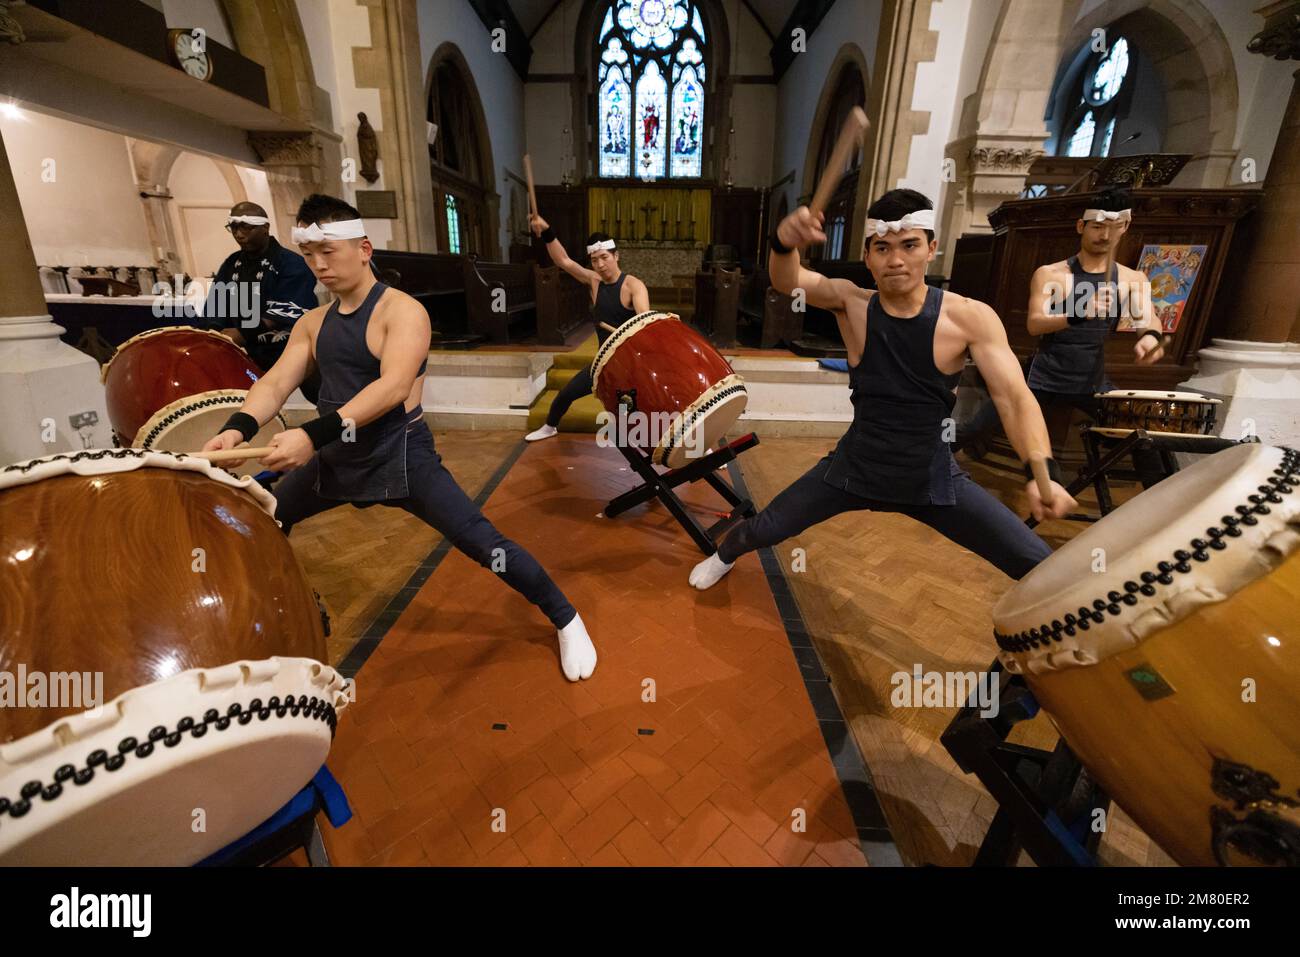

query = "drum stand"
[[940, 660, 1112, 866], [604, 431, 760, 555], [1026, 428, 1252, 529]]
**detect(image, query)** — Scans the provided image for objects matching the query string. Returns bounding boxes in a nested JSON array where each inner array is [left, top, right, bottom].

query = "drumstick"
[[599, 321, 617, 334], [810, 107, 870, 217], [523, 154, 539, 220], [1028, 452, 1055, 507], [190, 446, 274, 463]]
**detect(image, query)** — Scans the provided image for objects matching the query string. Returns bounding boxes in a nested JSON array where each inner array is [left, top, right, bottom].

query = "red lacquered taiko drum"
[[591, 311, 748, 468], [101, 326, 284, 473], [0, 448, 350, 866]]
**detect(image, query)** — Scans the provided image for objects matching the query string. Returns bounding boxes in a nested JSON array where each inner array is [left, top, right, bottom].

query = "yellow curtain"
[[587, 186, 710, 245]]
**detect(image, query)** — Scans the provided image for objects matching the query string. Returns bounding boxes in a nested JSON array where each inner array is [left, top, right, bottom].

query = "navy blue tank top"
[[593, 274, 638, 344], [313, 280, 427, 501], [1027, 255, 1117, 394], [823, 284, 962, 505]]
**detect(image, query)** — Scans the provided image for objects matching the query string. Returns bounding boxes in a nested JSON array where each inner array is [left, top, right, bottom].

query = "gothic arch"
[[801, 44, 872, 259], [426, 41, 498, 257], [1058, 0, 1239, 186]]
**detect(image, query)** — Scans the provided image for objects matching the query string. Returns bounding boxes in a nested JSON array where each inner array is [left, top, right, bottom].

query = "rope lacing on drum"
[[140, 394, 243, 448], [658, 382, 748, 465], [994, 446, 1300, 655], [0, 696, 338, 826], [1, 448, 153, 474]]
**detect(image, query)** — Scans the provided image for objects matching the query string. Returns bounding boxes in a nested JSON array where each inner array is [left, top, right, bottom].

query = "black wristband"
[[540, 227, 557, 244], [299, 411, 345, 450], [1137, 328, 1163, 345], [219, 412, 259, 444], [770, 231, 794, 255], [1023, 458, 1064, 485]]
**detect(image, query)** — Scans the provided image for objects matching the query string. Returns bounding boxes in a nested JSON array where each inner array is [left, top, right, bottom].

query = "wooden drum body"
[[1093, 389, 1221, 437], [0, 449, 349, 865], [591, 311, 748, 468], [994, 444, 1300, 866], [102, 326, 285, 474]]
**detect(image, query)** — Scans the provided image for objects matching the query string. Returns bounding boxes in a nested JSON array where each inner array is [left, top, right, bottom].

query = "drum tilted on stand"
[[591, 311, 748, 469], [101, 326, 286, 475], [993, 443, 1300, 866], [0, 449, 350, 866], [1093, 389, 1221, 438]]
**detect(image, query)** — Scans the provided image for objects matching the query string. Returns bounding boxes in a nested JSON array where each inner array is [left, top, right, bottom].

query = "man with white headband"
[[523, 214, 649, 443], [203, 201, 320, 401], [960, 186, 1166, 485], [203, 193, 598, 682], [690, 188, 1072, 593]]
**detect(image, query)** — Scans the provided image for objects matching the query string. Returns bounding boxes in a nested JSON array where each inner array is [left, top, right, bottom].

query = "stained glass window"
[[597, 1, 707, 180], [445, 194, 461, 254], [1088, 37, 1129, 106], [1067, 111, 1096, 157]]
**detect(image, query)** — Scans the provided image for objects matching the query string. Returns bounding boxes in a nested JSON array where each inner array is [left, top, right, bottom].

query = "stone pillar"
[[0, 126, 111, 464], [248, 131, 343, 245], [938, 137, 1043, 269], [1180, 2, 1300, 447]]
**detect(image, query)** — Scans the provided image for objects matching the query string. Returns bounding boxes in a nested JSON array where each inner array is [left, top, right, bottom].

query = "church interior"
[[1, 0, 1298, 873]]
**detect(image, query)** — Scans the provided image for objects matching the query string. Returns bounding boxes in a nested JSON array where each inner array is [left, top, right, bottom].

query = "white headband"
[[864, 209, 936, 238], [1082, 208, 1132, 223], [291, 219, 367, 244], [227, 215, 270, 226], [587, 239, 617, 255]]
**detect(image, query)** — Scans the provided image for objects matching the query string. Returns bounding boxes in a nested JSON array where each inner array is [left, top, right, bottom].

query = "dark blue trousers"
[[545, 364, 594, 428], [718, 453, 1051, 580], [273, 421, 577, 629]]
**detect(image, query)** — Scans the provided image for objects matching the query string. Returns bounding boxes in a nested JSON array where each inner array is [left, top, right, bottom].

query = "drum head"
[[1095, 389, 1220, 404], [137, 390, 285, 477], [658, 376, 749, 469], [994, 443, 1300, 672], [0, 657, 349, 866]]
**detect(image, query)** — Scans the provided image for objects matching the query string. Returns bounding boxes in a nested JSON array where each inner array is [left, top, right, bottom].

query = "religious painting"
[[1122, 243, 1207, 333]]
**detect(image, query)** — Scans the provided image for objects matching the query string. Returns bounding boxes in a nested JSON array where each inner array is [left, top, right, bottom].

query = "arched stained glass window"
[[445, 194, 462, 254], [597, 1, 707, 180], [1059, 35, 1133, 158]]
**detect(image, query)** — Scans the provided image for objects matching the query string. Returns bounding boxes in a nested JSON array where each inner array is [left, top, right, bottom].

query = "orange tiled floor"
[[317, 435, 866, 866]]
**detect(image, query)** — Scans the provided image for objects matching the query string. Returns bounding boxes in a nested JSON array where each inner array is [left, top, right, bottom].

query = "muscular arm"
[[1123, 266, 1166, 364], [625, 275, 651, 313], [237, 312, 318, 423], [335, 296, 430, 428], [965, 298, 1052, 467], [546, 237, 602, 287], [1026, 264, 1071, 336]]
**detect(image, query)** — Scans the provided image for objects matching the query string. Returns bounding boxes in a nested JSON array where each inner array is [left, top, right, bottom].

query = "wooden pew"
[[692, 266, 741, 347], [533, 265, 589, 345], [464, 255, 537, 344], [369, 249, 468, 336]]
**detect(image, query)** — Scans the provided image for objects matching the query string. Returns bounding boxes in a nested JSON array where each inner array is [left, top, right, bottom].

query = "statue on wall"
[[357, 112, 380, 184]]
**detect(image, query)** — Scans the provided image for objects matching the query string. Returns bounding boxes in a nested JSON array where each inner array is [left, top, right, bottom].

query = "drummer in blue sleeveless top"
[[1025, 187, 1167, 483], [523, 215, 649, 443], [691, 189, 1075, 592], [203, 195, 597, 682]]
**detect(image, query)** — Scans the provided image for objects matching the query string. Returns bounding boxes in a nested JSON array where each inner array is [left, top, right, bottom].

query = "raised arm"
[[531, 213, 600, 287], [961, 297, 1077, 522], [768, 206, 848, 313]]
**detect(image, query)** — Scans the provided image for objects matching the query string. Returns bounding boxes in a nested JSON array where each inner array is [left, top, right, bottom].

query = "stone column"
[[1181, 1, 1300, 446], [938, 137, 1043, 269], [0, 126, 112, 464], [248, 131, 342, 245]]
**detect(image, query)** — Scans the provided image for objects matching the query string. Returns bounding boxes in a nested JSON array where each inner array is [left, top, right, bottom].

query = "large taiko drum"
[[993, 443, 1300, 866], [0, 449, 349, 866], [591, 311, 748, 468], [101, 326, 285, 475], [1093, 389, 1221, 438]]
